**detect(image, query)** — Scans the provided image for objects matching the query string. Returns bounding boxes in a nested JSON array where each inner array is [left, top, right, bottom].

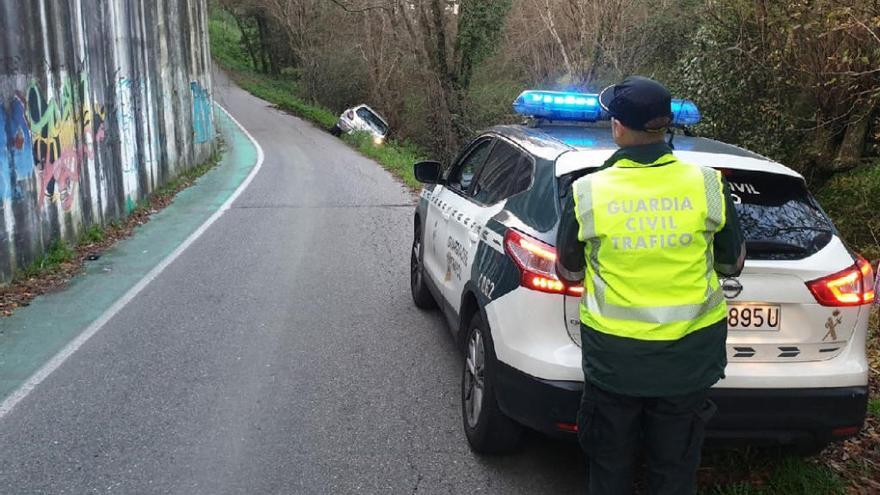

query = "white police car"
[[410, 90, 874, 454]]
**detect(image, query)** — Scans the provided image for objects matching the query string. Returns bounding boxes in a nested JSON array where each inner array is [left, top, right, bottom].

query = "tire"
[[461, 313, 523, 454], [330, 124, 342, 137], [410, 222, 437, 309]]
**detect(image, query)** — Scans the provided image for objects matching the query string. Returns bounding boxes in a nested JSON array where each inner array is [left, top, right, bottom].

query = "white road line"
[[0, 105, 265, 419]]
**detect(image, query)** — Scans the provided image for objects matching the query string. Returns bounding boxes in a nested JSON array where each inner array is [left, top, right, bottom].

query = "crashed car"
[[330, 104, 389, 144]]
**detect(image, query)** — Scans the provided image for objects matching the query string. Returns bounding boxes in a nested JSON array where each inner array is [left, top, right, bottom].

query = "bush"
[[816, 163, 880, 260], [20, 240, 76, 279], [208, 13, 253, 72], [670, 22, 805, 171]]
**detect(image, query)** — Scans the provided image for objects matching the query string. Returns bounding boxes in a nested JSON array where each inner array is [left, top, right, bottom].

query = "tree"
[[677, 0, 880, 174], [373, 0, 512, 156]]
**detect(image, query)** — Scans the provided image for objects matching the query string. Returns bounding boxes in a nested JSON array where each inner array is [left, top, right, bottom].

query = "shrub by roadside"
[[816, 164, 880, 261]]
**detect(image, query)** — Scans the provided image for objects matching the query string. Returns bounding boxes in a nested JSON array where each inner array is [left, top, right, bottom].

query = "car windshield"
[[723, 169, 835, 260], [356, 107, 388, 135]]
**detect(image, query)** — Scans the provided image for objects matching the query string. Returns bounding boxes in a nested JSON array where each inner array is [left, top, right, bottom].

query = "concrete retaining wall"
[[0, 0, 215, 283]]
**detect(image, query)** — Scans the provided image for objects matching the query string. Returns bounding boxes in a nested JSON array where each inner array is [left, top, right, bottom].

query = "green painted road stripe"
[[0, 106, 260, 404]]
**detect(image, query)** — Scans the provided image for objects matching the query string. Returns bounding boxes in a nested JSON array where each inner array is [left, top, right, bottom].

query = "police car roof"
[[489, 124, 803, 179]]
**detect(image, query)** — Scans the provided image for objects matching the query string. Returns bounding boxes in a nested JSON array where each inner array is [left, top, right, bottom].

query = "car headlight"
[[373, 136, 385, 145]]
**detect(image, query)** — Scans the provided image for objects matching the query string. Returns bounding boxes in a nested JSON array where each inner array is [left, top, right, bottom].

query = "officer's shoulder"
[[677, 159, 722, 176]]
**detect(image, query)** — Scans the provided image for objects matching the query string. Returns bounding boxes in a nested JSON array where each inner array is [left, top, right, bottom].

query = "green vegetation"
[[19, 240, 76, 279], [232, 75, 337, 128], [209, 10, 335, 126], [703, 454, 845, 495], [342, 132, 425, 189], [78, 225, 105, 245], [816, 163, 880, 260], [870, 398, 880, 421], [208, 11, 253, 73]]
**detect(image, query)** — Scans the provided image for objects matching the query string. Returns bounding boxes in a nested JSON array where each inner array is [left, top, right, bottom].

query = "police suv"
[[410, 90, 874, 454]]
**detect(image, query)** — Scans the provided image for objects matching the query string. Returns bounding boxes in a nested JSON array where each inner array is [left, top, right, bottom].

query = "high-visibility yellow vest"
[[572, 152, 728, 341]]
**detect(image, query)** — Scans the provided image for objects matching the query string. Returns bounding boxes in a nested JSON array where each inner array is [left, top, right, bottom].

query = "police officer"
[[556, 76, 745, 495]]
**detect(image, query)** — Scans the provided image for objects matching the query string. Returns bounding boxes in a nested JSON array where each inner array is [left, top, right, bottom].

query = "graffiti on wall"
[[2, 73, 207, 214], [0, 95, 35, 202], [23, 74, 107, 211], [0, 0, 216, 283], [191, 81, 213, 144]]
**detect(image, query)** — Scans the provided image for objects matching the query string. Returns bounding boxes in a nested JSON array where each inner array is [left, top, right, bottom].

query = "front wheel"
[[462, 313, 522, 454], [410, 223, 437, 309], [329, 124, 343, 137]]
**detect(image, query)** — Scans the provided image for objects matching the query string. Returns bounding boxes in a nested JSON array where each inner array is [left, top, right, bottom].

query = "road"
[[0, 73, 584, 494]]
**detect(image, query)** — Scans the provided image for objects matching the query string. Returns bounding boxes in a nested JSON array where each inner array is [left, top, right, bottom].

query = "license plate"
[[727, 304, 780, 331]]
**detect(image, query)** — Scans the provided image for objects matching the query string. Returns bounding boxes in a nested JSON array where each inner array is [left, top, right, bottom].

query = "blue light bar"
[[513, 90, 702, 126], [671, 99, 701, 126], [513, 91, 601, 122]]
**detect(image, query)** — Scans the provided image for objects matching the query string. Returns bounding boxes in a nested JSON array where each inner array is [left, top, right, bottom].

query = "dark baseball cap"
[[598, 76, 673, 132]]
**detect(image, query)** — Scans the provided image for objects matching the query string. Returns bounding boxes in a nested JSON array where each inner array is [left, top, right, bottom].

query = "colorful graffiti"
[[24, 74, 107, 211], [0, 0, 216, 283], [1, 95, 35, 201], [191, 81, 213, 144]]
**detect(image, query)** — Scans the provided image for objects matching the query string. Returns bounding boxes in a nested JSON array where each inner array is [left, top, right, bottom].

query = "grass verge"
[[342, 132, 423, 188], [232, 74, 337, 129], [701, 452, 846, 494], [1, 147, 223, 317], [19, 240, 77, 280]]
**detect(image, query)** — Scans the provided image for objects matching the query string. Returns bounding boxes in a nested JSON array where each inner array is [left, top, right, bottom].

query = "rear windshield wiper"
[[746, 240, 809, 254]]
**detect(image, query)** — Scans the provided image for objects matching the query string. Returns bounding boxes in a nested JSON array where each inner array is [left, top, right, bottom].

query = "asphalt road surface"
[[0, 73, 584, 494]]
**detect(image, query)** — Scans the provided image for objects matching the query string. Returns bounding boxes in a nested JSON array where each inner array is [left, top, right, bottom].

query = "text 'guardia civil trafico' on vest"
[[607, 196, 696, 251]]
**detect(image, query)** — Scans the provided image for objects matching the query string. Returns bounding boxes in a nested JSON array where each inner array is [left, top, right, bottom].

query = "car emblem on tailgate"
[[721, 278, 743, 299]]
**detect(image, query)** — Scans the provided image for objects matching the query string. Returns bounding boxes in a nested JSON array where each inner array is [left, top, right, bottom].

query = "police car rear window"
[[724, 170, 834, 260]]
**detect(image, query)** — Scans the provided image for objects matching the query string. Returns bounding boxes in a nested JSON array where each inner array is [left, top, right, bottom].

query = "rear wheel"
[[462, 313, 522, 454], [410, 223, 437, 309]]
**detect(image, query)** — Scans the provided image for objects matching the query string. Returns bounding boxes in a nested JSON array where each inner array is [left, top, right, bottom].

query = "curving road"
[[0, 72, 584, 494]]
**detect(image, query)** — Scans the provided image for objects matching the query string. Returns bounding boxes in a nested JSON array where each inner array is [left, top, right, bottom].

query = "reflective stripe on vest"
[[572, 154, 728, 341]]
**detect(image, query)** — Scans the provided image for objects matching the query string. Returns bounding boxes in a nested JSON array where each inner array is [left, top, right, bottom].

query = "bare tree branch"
[[327, 0, 391, 13]]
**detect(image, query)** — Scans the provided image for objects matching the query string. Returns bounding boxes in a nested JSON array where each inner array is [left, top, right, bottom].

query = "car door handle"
[[442, 210, 451, 221], [468, 230, 480, 243]]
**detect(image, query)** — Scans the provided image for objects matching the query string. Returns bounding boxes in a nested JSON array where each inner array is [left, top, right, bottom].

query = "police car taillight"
[[806, 257, 875, 306], [504, 229, 583, 297]]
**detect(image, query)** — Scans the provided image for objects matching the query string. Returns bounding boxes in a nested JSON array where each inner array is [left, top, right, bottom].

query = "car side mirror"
[[414, 160, 443, 184]]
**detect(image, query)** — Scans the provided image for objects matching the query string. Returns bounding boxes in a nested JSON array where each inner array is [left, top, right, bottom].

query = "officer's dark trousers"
[[577, 380, 716, 495]]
